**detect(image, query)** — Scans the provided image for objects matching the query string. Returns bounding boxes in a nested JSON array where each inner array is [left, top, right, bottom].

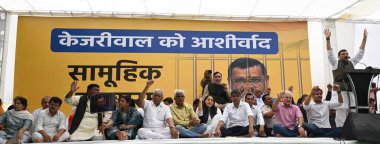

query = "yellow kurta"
[[169, 103, 197, 129]]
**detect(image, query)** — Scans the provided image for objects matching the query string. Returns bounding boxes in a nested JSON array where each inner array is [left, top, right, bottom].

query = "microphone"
[[349, 57, 372, 70]]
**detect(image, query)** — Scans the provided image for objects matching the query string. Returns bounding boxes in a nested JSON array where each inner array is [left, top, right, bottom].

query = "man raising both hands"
[[324, 29, 368, 127]]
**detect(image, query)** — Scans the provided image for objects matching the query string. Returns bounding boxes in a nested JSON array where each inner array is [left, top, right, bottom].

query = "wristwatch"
[[298, 125, 303, 128]]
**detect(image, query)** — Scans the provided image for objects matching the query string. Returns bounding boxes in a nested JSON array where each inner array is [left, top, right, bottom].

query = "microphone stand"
[[341, 59, 355, 113]]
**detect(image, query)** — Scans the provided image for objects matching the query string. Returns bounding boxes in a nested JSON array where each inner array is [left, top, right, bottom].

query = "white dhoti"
[[206, 114, 222, 133], [69, 114, 98, 141], [33, 131, 70, 142], [137, 127, 171, 139]]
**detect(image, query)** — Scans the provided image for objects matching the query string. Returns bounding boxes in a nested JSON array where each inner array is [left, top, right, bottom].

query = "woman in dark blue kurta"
[[103, 96, 142, 140]]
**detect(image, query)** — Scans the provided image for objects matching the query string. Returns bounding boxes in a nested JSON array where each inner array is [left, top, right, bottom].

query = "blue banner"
[[51, 29, 278, 54]]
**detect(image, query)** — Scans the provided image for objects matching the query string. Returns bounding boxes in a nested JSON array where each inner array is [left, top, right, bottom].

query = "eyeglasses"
[[233, 77, 263, 84]]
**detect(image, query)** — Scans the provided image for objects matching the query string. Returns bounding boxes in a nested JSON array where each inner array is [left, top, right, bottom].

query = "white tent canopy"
[[0, 0, 380, 23]]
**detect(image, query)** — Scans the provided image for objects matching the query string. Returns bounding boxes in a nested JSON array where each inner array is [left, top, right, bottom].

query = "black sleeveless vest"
[[207, 83, 231, 104], [69, 95, 103, 134], [332, 60, 354, 91]]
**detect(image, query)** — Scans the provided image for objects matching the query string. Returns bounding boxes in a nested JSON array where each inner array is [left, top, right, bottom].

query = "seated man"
[[137, 80, 178, 139], [32, 96, 51, 120], [33, 97, 70, 142], [170, 90, 208, 138], [303, 85, 343, 137], [245, 93, 265, 137], [64, 81, 110, 141], [272, 91, 306, 137], [31, 96, 51, 141], [261, 94, 275, 136], [215, 90, 254, 137]]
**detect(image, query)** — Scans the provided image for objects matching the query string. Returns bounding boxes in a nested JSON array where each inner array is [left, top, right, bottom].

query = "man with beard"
[[65, 81, 109, 141], [203, 72, 230, 110], [324, 29, 368, 127]]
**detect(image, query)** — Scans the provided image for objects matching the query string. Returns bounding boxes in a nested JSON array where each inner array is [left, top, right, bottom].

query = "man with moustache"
[[228, 58, 268, 108], [65, 82, 109, 141], [324, 29, 368, 127], [33, 97, 70, 142]]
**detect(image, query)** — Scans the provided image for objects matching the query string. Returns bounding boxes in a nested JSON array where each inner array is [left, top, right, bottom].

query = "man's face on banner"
[[229, 65, 266, 97], [96, 96, 106, 108]]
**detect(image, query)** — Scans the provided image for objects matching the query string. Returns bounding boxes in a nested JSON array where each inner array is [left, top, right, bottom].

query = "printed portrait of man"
[[228, 57, 268, 101]]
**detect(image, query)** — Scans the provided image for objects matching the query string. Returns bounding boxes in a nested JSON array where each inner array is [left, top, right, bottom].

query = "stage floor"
[[42, 137, 364, 144]]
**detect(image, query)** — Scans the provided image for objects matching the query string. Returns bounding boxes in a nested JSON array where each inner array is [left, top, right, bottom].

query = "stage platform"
[[45, 137, 364, 144]]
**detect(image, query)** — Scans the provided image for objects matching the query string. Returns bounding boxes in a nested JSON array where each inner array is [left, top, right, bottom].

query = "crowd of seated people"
[[2, 30, 376, 143], [0, 79, 351, 143]]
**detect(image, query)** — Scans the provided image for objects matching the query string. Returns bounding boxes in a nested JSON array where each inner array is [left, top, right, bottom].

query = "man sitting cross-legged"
[[303, 85, 343, 137], [272, 91, 306, 137], [214, 90, 254, 137], [33, 97, 70, 142], [136, 80, 179, 139], [170, 90, 209, 138]]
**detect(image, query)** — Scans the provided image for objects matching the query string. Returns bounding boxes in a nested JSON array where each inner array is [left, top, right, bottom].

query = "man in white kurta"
[[33, 97, 70, 142], [32, 96, 51, 121], [215, 90, 254, 137], [136, 80, 178, 139], [137, 99, 174, 139], [245, 93, 265, 137], [64, 81, 110, 141], [303, 86, 343, 137]]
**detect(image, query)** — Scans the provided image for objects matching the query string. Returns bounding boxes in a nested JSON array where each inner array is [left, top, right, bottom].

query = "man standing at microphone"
[[324, 28, 368, 127]]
